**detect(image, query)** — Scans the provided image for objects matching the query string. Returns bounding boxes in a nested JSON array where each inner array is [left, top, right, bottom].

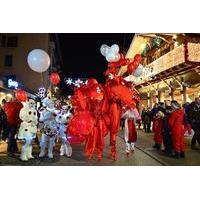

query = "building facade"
[[0, 33, 62, 103], [120, 34, 200, 112]]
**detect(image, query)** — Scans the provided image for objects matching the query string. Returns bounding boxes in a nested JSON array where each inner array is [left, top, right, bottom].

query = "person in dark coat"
[[0, 104, 9, 140], [188, 97, 200, 149], [142, 108, 152, 132], [162, 106, 173, 156]]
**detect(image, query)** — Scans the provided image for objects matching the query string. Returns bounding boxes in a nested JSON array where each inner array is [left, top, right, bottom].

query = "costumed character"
[[84, 79, 109, 160], [122, 107, 140, 155], [18, 101, 38, 161], [152, 110, 164, 150], [55, 105, 72, 157], [104, 67, 135, 160], [68, 79, 109, 161], [168, 101, 185, 158], [39, 97, 57, 158]]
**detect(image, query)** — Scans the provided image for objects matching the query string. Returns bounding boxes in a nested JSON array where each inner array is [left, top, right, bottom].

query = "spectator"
[[188, 97, 200, 149], [152, 110, 164, 150], [168, 101, 185, 159], [0, 104, 9, 140], [162, 106, 173, 156], [143, 108, 151, 132]]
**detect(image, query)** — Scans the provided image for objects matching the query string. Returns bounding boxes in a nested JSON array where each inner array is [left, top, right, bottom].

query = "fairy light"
[[65, 78, 87, 87], [187, 43, 200, 62]]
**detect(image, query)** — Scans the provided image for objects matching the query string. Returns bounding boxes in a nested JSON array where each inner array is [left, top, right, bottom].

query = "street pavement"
[[0, 129, 199, 166]]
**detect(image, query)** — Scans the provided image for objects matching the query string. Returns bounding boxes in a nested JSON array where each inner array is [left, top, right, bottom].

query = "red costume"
[[68, 79, 109, 160], [168, 108, 185, 153], [153, 115, 163, 146], [104, 68, 135, 160]]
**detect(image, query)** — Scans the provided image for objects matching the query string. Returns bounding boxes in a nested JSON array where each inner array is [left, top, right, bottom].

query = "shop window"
[[4, 55, 13, 67], [7, 36, 18, 47]]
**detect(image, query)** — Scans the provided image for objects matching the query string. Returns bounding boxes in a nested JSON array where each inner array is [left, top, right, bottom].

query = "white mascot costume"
[[55, 105, 72, 157], [39, 97, 57, 159], [18, 100, 38, 161]]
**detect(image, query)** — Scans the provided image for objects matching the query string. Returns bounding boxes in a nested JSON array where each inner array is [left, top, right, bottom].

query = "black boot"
[[152, 144, 158, 148], [172, 151, 180, 159], [180, 151, 185, 158], [191, 144, 199, 150], [156, 144, 161, 150]]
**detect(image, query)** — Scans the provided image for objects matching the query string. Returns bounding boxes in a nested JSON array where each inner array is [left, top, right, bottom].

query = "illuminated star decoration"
[[65, 78, 87, 88]]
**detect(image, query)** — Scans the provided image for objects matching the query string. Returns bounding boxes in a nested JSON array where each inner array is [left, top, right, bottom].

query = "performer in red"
[[104, 67, 135, 160], [152, 111, 164, 150], [68, 79, 109, 161], [168, 100, 185, 158]]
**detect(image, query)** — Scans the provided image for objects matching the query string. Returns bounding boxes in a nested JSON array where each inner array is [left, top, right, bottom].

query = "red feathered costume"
[[104, 68, 135, 160], [168, 108, 185, 153], [68, 79, 109, 160]]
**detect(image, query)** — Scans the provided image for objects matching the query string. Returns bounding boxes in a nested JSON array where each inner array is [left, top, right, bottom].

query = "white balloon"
[[133, 64, 143, 77], [114, 53, 120, 62], [100, 44, 109, 56], [27, 49, 50, 73], [106, 52, 116, 62], [110, 44, 119, 54]]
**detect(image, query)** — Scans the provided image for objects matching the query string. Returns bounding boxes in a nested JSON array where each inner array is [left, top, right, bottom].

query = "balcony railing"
[[136, 43, 200, 85]]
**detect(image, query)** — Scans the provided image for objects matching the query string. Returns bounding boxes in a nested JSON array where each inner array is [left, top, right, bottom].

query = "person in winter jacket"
[[0, 104, 8, 141], [162, 106, 173, 156], [168, 101, 185, 158], [152, 110, 164, 150], [187, 97, 200, 149]]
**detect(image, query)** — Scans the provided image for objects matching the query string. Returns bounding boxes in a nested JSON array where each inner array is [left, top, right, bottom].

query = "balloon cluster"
[[100, 44, 143, 77], [100, 44, 120, 62]]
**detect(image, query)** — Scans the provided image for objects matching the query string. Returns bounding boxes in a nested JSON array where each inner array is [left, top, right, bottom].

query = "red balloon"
[[134, 54, 142, 62], [50, 72, 60, 85], [4, 101, 23, 126], [15, 89, 27, 102], [127, 63, 136, 74]]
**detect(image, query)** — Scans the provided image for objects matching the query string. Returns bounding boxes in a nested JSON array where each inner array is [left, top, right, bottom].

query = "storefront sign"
[[8, 79, 19, 89]]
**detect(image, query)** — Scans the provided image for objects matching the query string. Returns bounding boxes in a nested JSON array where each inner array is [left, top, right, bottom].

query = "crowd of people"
[[1, 94, 200, 161], [141, 97, 200, 159]]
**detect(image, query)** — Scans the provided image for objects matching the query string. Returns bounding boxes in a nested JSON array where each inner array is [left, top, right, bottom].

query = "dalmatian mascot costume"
[[18, 99, 38, 161], [55, 105, 72, 157], [39, 97, 57, 159]]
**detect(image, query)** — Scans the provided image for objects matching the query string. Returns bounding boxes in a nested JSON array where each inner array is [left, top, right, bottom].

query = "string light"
[[188, 43, 200, 62]]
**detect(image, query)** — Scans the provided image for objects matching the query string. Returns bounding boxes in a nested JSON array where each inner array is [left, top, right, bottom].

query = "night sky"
[[58, 33, 134, 95]]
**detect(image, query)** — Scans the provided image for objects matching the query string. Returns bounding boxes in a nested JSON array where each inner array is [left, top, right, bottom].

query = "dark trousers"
[[191, 125, 200, 147], [7, 126, 18, 153], [144, 122, 151, 132], [163, 132, 172, 154]]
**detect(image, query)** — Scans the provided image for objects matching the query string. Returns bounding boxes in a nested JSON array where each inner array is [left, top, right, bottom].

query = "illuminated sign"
[[8, 79, 18, 89]]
